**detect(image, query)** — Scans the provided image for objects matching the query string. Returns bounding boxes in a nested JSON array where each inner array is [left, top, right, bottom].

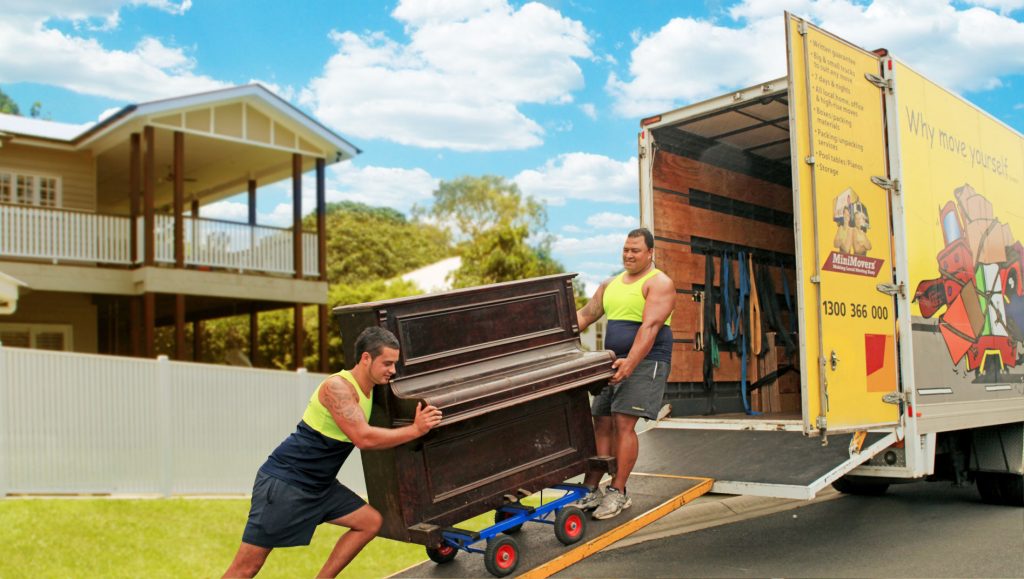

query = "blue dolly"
[[425, 483, 590, 577]]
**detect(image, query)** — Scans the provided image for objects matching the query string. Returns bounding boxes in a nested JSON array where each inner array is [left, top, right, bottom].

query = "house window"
[[0, 169, 62, 207], [0, 323, 73, 351]]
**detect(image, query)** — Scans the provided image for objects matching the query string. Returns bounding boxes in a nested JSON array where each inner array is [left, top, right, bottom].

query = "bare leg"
[[584, 415, 614, 488], [223, 543, 271, 578], [316, 505, 383, 578], [610, 413, 640, 492]]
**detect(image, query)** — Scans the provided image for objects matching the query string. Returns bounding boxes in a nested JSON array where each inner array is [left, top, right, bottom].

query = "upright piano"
[[333, 273, 615, 546]]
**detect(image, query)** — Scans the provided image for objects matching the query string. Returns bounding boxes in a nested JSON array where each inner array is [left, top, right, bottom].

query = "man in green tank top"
[[575, 228, 675, 520], [224, 327, 443, 578]]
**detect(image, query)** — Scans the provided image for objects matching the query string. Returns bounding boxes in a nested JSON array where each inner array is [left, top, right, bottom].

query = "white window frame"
[[0, 322, 74, 351], [0, 167, 63, 208]]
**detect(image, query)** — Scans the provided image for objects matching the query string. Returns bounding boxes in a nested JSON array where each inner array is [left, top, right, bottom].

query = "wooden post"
[[316, 158, 327, 282], [130, 133, 140, 265], [130, 295, 141, 357], [175, 294, 186, 360], [143, 126, 155, 266], [293, 153, 303, 279], [193, 319, 202, 362], [249, 305, 259, 368], [248, 180, 257, 225], [319, 304, 329, 373], [294, 303, 305, 370], [173, 131, 185, 268], [144, 292, 156, 358]]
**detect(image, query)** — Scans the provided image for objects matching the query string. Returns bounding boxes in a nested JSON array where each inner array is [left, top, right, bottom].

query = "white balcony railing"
[[0, 204, 318, 277]]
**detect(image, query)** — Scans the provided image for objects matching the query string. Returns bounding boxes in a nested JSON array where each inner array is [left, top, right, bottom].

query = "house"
[[0, 84, 359, 371]]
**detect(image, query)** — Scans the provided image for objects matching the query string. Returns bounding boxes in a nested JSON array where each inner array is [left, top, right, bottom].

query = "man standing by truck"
[[576, 227, 675, 519], [223, 327, 443, 578]]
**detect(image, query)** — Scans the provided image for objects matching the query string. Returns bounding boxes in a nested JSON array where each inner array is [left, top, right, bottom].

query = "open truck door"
[[786, 13, 902, 436]]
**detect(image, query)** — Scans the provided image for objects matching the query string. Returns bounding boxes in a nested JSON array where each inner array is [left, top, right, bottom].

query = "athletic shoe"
[[574, 486, 605, 511], [593, 486, 631, 520]]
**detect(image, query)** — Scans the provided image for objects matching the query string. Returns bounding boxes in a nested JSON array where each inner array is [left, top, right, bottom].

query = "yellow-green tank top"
[[301, 370, 372, 443], [603, 268, 673, 325]]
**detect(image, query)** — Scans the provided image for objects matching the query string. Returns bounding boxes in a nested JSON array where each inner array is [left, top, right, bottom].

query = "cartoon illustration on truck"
[[912, 184, 1023, 381], [832, 187, 872, 256]]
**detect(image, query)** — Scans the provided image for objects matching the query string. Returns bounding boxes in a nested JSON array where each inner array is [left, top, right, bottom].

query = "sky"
[[1, 0, 1023, 295]]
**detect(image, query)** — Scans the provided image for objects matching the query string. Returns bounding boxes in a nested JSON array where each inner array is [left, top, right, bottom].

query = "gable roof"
[[0, 84, 359, 161]]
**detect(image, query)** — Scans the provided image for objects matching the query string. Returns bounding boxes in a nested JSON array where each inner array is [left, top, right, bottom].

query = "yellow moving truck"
[[634, 13, 1023, 505]]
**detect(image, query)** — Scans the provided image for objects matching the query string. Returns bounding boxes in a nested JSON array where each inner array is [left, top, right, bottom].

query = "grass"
[[0, 491, 566, 577]]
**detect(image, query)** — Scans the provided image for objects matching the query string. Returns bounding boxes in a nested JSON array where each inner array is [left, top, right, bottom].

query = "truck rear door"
[[786, 13, 901, 434]]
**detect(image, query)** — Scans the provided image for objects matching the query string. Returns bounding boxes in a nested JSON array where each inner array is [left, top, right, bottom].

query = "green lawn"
[[0, 498, 430, 578], [0, 491, 564, 578]]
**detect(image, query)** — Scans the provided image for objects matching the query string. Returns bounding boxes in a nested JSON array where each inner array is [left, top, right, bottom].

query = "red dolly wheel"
[[554, 505, 586, 545], [425, 542, 458, 564], [484, 535, 520, 577]]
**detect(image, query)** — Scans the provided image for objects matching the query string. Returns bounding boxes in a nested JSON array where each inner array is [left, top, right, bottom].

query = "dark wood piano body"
[[333, 274, 615, 546]]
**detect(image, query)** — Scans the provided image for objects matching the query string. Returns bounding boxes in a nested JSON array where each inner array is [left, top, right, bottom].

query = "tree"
[[0, 87, 20, 115], [417, 175, 565, 287]]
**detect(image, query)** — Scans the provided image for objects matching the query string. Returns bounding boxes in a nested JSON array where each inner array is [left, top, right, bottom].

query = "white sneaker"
[[593, 486, 631, 520], [574, 486, 605, 511]]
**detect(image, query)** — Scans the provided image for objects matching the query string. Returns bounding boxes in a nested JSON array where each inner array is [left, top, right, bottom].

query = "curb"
[[603, 487, 843, 552]]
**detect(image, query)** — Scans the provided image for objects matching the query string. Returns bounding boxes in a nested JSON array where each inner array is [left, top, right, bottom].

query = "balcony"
[[0, 204, 319, 277]]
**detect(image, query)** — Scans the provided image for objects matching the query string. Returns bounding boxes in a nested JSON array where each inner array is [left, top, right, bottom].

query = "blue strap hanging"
[[737, 251, 760, 416], [720, 252, 737, 342]]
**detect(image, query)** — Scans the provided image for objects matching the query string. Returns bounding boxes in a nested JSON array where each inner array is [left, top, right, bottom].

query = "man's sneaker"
[[592, 486, 631, 520], [574, 486, 605, 511]]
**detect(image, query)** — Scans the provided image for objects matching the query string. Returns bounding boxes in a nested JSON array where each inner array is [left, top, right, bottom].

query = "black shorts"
[[242, 471, 367, 548], [591, 358, 668, 420]]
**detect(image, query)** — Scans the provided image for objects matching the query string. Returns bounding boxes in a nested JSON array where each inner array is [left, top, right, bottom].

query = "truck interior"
[[645, 78, 803, 424]]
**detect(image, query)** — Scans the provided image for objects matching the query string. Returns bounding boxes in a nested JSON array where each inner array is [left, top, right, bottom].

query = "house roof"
[[0, 83, 360, 160]]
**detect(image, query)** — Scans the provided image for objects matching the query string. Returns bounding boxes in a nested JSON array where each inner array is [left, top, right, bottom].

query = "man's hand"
[[609, 357, 637, 385], [413, 402, 443, 435]]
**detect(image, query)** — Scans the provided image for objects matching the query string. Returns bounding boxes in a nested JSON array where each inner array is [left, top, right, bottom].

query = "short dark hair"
[[627, 227, 654, 250], [355, 326, 400, 359]]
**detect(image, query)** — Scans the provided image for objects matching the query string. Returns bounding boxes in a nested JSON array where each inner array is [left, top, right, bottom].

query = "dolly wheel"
[[426, 543, 458, 564], [484, 536, 519, 577], [554, 505, 586, 545], [494, 509, 524, 534]]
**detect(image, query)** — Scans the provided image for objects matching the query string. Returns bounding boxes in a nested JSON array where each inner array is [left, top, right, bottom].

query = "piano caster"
[[425, 543, 458, 564], [485, 535, 520, 577]]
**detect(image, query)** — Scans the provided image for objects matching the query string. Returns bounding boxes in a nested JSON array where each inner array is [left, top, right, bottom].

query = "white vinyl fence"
[[0, 346, 366, 496]]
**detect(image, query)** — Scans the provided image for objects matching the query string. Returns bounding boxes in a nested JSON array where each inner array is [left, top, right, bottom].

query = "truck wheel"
[[426, 543, 458, 564], [484, 536, 519, 577], [976, 472, 1004, 504], [554, 506, 586, 545], [999, 474, 1023, 507], [494, 509, 523, 534], [832, 476, 889, 496]]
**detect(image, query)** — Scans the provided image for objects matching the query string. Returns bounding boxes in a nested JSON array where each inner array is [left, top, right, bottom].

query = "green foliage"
[[0, 86, 20, 115], [419, 175, 566, 287]]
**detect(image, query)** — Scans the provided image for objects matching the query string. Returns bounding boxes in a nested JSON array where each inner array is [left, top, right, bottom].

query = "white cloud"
[[562, 224, 584, 233], [586, 212, 637, 229], [0, 2, 225, 102], [325, 163, 438, 213], [514, 153, 637, 206], [552, 232, 625, 256], [609, 0, 1024, 117], [301, 0, 592, 151], [579, 103, 597, 119]]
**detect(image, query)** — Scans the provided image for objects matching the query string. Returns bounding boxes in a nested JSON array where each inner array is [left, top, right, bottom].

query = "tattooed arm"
[[577, 279, 609, 332], [318, 376, 442, 450]]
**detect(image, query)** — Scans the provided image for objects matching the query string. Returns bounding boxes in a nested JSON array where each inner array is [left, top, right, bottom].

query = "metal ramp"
[[389, 473, 712, 579], [635, 425, 898, 500]]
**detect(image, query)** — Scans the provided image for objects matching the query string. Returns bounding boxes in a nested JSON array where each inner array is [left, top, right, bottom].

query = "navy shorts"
[[242, 471, 366, 548], [591, 359, 668, 420]]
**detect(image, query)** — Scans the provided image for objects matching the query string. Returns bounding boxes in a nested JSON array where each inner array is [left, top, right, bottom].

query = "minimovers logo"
[[823, 251, 884, 277]]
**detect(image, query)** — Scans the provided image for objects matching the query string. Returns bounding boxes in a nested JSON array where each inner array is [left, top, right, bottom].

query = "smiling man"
[[224, 327, 443, 578], [574, 227, 675, 520]]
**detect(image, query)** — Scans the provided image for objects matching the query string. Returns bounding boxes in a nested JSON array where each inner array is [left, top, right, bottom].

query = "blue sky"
[[2, 0, 1022, 294]]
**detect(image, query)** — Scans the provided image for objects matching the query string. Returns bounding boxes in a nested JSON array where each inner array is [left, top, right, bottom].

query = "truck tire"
[[999, 474, 1023, 507], [832, 476, 890, 496], [976, 472, 1004, 504]]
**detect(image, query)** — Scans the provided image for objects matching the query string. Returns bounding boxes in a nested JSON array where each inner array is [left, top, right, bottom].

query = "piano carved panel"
[[333, 274, 614, 545]]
